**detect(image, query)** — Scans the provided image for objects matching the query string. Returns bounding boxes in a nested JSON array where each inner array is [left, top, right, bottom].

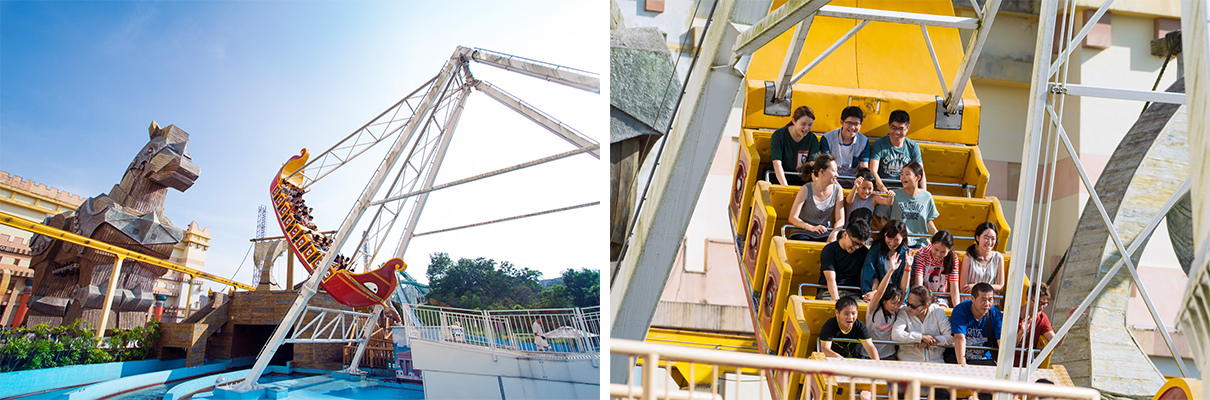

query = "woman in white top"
[[891, 285, 953, 363], [865, 254, 906, 360], [788, 154, 845, 242], [959, 222, 1005, 297]]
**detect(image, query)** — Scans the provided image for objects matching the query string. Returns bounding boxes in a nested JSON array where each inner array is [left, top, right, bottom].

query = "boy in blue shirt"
[[947, 282, 1003, 365]]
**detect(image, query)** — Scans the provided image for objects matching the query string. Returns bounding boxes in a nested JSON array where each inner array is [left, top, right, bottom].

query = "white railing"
[[399, 304, 600, 357], [610, 339, 1100, 400]]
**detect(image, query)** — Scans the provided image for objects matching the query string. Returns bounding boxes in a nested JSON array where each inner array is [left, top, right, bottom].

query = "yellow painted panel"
[[742, 0, 983, 145], [854, 0, 976, 100], [645, 328, 762, 388], [742, 81, 982, 145]]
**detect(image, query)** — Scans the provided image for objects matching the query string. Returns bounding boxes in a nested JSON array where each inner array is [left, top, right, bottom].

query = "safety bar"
[[779, 223, 977, 239], [763, 171, 975, 197], [823, 338, 1042, 354], [796, 283, 1008, 301]]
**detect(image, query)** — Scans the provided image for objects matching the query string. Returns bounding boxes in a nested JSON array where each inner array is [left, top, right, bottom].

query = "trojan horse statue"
[[25, 121, 200, 330]]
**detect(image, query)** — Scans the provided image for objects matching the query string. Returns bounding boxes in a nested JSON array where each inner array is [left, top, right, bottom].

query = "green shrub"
[[0, 319, 160, 372]]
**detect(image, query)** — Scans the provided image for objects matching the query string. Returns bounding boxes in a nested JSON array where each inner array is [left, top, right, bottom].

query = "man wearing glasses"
[[819, 106, 870, 187], [892, 285, 953, 363], [868, 110, 927, 193], [947, 282, 1003, 365], [816, 218, 871, 301]]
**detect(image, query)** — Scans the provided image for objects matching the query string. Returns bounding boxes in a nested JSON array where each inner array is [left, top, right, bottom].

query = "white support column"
[[994, 0, 1057, 380], [230, 53, 463, 393], [610, 0, 745, 383], [395, 85, 472, 259], [468, 47, 600, 94], [340, 304, 384, 375], [1177, 0, 1210, 396]]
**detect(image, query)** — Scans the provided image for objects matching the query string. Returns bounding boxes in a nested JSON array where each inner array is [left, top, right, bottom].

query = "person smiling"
[[770, 106, 819, 186], [868, 110, 927, 192]]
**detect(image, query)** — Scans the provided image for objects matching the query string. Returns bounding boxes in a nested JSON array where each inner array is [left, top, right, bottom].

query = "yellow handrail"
[[0, 211, 254, 291]]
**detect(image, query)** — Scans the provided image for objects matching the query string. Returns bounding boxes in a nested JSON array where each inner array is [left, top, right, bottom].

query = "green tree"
[[560, 268, 600, 307], [425, 252, 544, 310]]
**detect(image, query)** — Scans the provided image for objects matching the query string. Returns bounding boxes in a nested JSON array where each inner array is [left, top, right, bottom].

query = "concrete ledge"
[[0, 358, 186, 399], [57, 357, 254, 400]]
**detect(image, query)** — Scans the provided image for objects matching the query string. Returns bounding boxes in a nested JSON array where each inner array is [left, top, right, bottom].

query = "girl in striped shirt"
[[911, 230, 960, 307]]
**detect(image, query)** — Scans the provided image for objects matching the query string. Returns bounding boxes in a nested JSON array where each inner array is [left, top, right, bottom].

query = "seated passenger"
[[1014, 282, 1072, 367], [875, 161, 937, 248], [868, 110, 927, 192], [819, 106, 870, 185], [860, 220, 910, 302], [866, 271, 905, 360], [770, 106, 819, 186], [892, 285, 953, 363], [844, 168, 894, 226], [947, 282, 1002, 366], [788, 154, 844, 242], [912, 231, 960, 307], [960, 222, 1005, 297], [816, 218, 871, 301], [819, 296, 880, 360]]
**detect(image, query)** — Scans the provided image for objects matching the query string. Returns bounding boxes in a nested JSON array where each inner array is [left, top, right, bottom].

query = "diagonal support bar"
[[818, 5, 979, 29], [945, 0, 1001, 113], [733, 0, 832, 57], [1051, 116, 1189, 377], [782, 20, 868, 98], [1048, 0, 1117, 78], [774, 15, 815, 100], [369, 144, 597, 207], [1051, 83, 1186, 104], [474, 80, 600, 159]]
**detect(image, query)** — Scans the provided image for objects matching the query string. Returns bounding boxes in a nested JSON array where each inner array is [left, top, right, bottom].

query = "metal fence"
[[610, 339, 1100, 400], [399, 304, 600, 356]]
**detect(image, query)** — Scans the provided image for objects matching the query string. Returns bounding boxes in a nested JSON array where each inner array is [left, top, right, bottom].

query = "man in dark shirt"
[[817, 219, 871, 300], [819, 296, 879, 359]]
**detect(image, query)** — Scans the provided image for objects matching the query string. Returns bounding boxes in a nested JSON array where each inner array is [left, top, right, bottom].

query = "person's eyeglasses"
[[907, 301, 926, 309]]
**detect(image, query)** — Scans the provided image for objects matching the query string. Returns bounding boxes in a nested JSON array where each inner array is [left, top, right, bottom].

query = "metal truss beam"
[[995, 0, 1057, 381], [818, 5, 979, 29], [1050, 83, 1186, 104], [285, 306, 376, 344], [474, 80, 601, 159], [468, 47, 600, 93], [394, 85, 471, 259], [230, 51, 463, 394]]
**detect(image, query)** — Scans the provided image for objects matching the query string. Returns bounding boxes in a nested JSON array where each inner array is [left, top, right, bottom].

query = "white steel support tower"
[[999, 0, 1205, 390], [610, 0, 1004, 382], [1176, 0, 1210, 398], [226, 46, 599, 392]]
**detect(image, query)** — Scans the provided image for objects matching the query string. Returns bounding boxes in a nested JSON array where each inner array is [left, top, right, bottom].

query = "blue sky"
[[1, 1, 607, 292]]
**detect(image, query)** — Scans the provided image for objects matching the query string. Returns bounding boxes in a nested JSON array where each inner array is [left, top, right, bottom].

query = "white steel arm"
[[468, 47, 600, 93], [474, 80, 600, 159]]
